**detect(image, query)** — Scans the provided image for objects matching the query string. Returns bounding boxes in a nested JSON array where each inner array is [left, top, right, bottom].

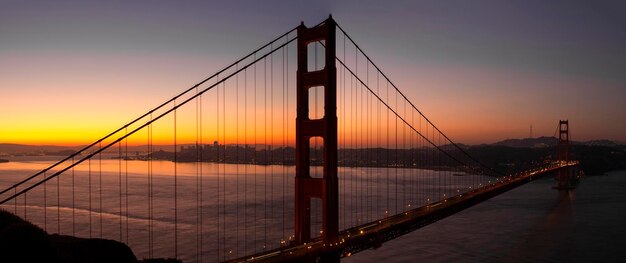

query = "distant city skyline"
[[2, 0, 626, 146]]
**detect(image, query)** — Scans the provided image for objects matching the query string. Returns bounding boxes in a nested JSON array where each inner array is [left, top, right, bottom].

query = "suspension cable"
[[0, 26, 299, 199], [335, 23, 501, 177]]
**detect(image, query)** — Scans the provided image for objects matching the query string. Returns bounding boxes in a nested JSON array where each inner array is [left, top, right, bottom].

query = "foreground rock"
[[0, 209, 181, 263], [48, 234, 137, 263]]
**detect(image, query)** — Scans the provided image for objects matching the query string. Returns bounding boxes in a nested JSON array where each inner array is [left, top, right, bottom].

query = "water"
[[0, 157, 484, 262], [2, 158, 623, 262], [344, 171, 626, 262]]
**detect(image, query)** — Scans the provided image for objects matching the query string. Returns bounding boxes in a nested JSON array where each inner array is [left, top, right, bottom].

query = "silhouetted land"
[[138, 139, 626, 176], [0, 209, 181, 263], [2, 138, 624, 175]]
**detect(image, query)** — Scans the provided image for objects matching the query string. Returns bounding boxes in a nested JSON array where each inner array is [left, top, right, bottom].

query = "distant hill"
[[0, 143, 79, 155], [1, 143, 294, 156], [492, 136, 557, 148], [580, 139, 623, 148], [491, 137, 625, 149], [0, 143, 170, 155]]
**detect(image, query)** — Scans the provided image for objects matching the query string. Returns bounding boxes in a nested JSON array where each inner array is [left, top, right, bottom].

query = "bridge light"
[[360, 230, 364, 234]]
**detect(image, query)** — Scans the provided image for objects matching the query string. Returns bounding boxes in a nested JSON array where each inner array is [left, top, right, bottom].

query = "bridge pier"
[[554, 165, 579, 190]]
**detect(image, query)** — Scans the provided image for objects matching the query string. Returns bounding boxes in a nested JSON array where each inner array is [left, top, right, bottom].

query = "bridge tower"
[[555, 120, 575, 189], [294, 15, 339, 259], [558, 120, 569, 164]]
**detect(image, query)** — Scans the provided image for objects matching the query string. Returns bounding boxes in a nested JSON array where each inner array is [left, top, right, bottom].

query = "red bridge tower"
[[294, 16, 339, 261], [555, 120, 576, 190]]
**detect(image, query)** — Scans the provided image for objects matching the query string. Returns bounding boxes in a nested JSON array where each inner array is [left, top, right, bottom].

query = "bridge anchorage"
[[0, 15, 581, 263]]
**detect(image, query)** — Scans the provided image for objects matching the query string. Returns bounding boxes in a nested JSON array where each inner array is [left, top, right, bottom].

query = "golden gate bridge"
[[0, 16, 579, 262]]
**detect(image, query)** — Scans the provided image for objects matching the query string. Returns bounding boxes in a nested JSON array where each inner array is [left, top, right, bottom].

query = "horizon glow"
[[2, 1, 626, 146]]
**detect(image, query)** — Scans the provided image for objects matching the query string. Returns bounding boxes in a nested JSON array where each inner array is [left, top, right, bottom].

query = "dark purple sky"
[[2, 0, 625, 144]]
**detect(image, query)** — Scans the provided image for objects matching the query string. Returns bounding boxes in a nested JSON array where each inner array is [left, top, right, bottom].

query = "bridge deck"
[[230, 163, 577, 262]]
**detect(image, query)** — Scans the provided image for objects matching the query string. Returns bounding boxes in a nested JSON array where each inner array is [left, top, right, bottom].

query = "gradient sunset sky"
[[2, 0, 625, 145]]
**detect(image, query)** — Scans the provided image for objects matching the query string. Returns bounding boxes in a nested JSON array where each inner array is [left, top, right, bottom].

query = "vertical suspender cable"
[[403, 100, 406, 210], [339, 36, 348, 228], [236, 64, 240, 258], [281, 39, 286, 242], [24, 191, 27, 220], [89, 156, 92, 238], [395, 91, 398, 214], [174, 100, 178, 258], [364, 61, 372, 222], [222, 80, 227, 259], [263, 55, 268, 251], [386, 81, 390, 216], [265, 45, 274, 250], [198, 88, 203, 262], [13, 183, 17, 214], [253, 54, 258, 254], [194, 88, 200, 261], [119, 138, 122, 241], [377, 71, 381, 217], [149, 114, 153, 257], [216, 75, 221, 261], [44, 171, 47, 231], [99, 142, 103, 238], [57, 163, 60, 233], [72, 156, 75, 236], [125, 127, 129, 244], [244, 67, 248, 255]]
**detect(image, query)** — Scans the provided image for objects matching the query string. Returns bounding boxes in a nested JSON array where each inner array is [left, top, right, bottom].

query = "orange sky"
[[2, 1, 626, 146]]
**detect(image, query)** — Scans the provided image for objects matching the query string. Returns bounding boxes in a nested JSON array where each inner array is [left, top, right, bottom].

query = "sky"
[[1, 0, 626, 146]]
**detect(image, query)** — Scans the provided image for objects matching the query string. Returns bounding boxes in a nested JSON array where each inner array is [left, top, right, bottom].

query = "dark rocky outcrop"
[[141, 259, 182, 263], [0, 209, 139, 263], [0, 209, 60, 262], [49, 234, 137, 263]]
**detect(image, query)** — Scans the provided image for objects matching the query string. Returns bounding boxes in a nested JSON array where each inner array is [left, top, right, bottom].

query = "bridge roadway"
[[230, 162, 578, 263]]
